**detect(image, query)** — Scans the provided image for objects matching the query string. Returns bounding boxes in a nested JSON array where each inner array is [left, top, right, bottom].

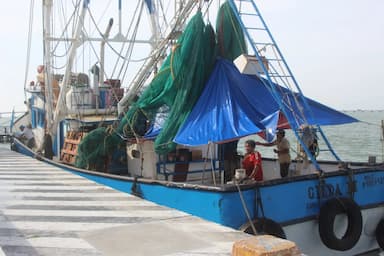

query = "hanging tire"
[[375, 219, 384, 250], [318, 197, 362, 251], [240, 217, 286, 239]]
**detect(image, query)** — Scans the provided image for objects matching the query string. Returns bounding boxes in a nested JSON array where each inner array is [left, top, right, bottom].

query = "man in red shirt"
[[242, 140, 263, 181]]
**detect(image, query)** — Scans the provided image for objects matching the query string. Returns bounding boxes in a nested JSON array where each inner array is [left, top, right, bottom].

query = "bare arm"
[[256, 141, 275, 147], [250, 164, 261, 178]]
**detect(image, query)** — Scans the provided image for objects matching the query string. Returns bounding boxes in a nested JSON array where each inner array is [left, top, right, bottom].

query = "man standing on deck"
[[18, 124, 35, 149], [256, 129, 291, 178]]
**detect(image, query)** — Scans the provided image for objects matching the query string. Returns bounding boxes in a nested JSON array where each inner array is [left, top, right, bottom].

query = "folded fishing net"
[[216, 1, 248, 61]]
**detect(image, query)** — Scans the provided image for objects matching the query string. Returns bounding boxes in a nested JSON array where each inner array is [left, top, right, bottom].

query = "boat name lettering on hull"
[[362, 174, 384, 188], [307, 183, 342, 200]]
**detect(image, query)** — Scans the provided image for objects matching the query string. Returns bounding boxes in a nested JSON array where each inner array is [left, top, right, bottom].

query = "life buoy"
[[240, 217, 286, 239], [375, 219, 384, 249], [318, 197, 362, 251]]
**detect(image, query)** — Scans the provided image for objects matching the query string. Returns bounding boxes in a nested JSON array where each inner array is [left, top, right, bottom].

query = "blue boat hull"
[[11, 138, 384, 254]]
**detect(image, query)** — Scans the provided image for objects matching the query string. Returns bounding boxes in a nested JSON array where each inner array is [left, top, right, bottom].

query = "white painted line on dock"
[[0, 185, 115, 191], [2, 209, 188, 218], [0, 221, 130, 232], [0, 174, 83, 178], [0, 199, 158, 207], [0, 159, 37, 161], [0, 161, 50, 164], [4, 192, 132, 198], [0, 236, 94, 249], [0, 166, 60, 170], [0, 180, 97, 185]]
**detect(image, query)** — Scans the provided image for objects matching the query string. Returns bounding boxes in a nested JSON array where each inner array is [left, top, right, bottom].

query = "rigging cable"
[[23, 0, 35, 101], [110, 0, 142, 78], [270, 45, 310, 126], [86, 3, 144, 67], [50, 1, 79, 67], [114, 0, 144, 79], [158, 0, 170, 32], [119, 2, 145, 84], [89, 0, 113, 36]]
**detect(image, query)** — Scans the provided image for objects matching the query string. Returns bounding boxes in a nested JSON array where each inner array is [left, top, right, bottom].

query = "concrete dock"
[[0, 144, 252, 256]]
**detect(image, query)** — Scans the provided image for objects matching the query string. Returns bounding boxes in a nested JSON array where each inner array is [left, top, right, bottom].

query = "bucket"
[[235, 169, 246, 180], [99, 87, 110, 109], [66, 86, 93, 110]]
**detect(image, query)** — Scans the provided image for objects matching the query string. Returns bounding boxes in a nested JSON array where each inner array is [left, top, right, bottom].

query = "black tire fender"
[[375, 219, 384, 250], [240, 217, 286, 239], [318, 197, 362, 251]]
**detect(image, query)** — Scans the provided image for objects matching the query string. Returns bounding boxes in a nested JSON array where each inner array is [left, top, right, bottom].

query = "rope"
[[201, 143, 211, 183], [170, 44, 180, 80], [210, 143, 217, 186], [235, 182, 257, 235]]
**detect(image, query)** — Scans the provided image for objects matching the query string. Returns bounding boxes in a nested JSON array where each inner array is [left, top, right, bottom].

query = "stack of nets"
[[75, 127, 121, 170]]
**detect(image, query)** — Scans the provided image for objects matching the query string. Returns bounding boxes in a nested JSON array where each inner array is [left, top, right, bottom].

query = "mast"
[[97, 18, 114, 111], [42, 0, 54, 132], [145, 0, 160, 50], [50, 0, 89, 137]]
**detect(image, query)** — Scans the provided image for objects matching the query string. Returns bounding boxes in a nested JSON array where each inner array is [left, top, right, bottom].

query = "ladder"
[[228, 0, 341, 170]]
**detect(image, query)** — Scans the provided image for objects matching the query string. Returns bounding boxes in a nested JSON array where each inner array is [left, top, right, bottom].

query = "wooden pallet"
[[60, 131, 86, 165]]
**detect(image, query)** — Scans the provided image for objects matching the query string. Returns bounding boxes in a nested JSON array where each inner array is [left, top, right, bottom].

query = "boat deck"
[[0, 144, 250, 256]]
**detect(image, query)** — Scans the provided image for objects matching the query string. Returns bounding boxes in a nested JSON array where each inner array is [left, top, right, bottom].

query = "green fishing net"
[[75, 1, 248, 169], [75, 127, 121, 170], [216, 1, 248, 61], [118, 11, 217, 154]]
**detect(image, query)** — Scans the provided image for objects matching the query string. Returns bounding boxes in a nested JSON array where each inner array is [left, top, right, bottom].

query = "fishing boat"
[[11, 0, 384, 255]]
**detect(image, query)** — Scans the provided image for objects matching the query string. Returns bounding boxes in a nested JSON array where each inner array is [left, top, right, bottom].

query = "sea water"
[[2, 110, 384, 163], [239, 110, 384, 163]]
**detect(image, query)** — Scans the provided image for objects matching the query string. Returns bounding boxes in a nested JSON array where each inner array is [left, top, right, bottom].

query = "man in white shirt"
[[18, 125, 35, 149], [256, 129, 291, 178]]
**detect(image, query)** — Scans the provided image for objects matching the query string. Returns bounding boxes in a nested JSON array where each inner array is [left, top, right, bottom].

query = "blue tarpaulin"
[[174, 59, 358, 146]]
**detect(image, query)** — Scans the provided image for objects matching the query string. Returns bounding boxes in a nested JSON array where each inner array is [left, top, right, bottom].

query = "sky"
[[0, 0, 383, 114]]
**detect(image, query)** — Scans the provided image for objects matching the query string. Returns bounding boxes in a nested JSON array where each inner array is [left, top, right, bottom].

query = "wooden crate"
[[60, 131, 87, 165]]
